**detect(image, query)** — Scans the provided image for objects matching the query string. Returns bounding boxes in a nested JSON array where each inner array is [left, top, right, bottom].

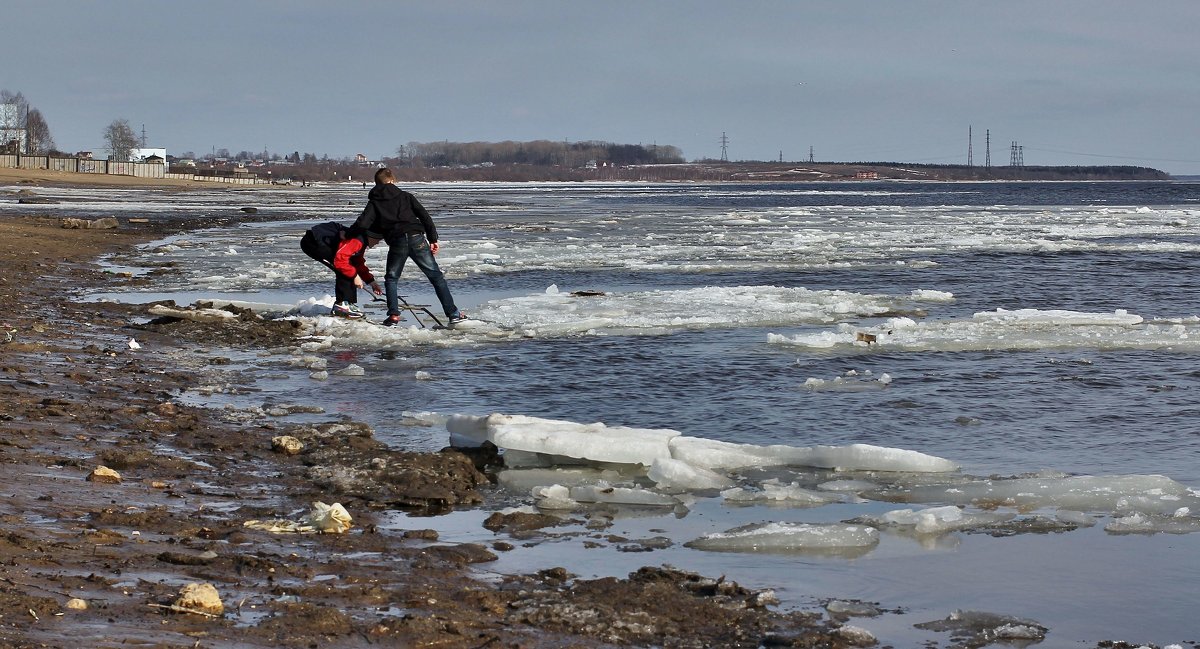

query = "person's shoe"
[[447, 312, 469, 325], [331, 302, 364, 319], [381, 315, 405, 327]]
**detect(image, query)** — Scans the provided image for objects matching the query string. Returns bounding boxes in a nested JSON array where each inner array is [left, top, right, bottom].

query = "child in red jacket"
[[329, 230, 384, 318]]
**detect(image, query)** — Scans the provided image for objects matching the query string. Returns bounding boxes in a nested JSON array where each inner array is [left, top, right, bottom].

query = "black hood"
[[368, 183, 403, 202]]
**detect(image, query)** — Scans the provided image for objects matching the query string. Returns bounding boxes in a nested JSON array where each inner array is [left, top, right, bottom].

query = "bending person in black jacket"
[[352, 168, 466, 327]]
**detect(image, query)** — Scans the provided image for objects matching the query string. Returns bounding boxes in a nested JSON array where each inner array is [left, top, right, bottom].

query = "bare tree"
[[25, 109, 55, 154], [103, 118, 138, 161], [1, 90, 29, 153]]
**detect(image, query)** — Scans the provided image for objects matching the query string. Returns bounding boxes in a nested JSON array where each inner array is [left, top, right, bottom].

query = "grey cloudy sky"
[[5, 1, 1199, 173]]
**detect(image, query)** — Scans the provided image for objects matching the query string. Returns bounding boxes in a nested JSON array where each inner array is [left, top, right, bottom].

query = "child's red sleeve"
[[332, 239, 363, 278]]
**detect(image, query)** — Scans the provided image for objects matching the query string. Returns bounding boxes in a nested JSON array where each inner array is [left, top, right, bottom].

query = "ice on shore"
[[279, 283, 950, 347], [443, 412, 1198, 532], [449, 413, 680, 465], [148, 304, 237, 322], [448, 413, 958, 475]]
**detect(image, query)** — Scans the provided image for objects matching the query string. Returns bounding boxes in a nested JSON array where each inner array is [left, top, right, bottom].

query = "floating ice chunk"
[[309, 370, 328, 381], [802, 373, 891, 392], [532, 484, 578, 510], [415, 371, 433, 381], [1054, 509, 1097, 527], [1104, 512, 1200, 535], [669, 437, 959, 473], [818, 479, 879, 493], [974, 307, 1142, 326], [334, 364, 365, 376], [497, 467, 627, 493], [915, 609, 1047, 642], [721, 480, 840, 506], [648, 458, 733, 491], [768, 307, 1197, 354], [826, 600, 881, 618], [474, 284, 928, 338], [909, 289, 954, 302], [863, 505, 1014, 535], [570, 483, 678, 507], [885, 474, 1199, 515], [685, 522, 879, 554]]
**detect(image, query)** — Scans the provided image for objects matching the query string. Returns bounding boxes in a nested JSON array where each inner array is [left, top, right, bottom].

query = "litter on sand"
[[243, 501, 353, 534]]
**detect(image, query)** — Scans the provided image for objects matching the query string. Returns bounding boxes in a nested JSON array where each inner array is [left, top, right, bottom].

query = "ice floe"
[[769, 307, 1200, 353], [684, 522, 880, 555]]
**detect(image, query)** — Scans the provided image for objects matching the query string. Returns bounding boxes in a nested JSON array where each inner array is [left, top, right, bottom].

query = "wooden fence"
[[1, 153, 266, 184]]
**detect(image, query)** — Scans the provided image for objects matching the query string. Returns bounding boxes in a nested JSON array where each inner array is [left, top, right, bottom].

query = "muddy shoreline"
[[0, 189, 858, 647]]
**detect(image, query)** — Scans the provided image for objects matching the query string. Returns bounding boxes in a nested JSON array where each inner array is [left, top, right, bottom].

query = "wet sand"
[[0, 175, 855, 647]]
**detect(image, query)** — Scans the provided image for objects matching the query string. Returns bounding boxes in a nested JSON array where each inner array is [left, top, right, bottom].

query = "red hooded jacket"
[[332, 236, 375, 283]]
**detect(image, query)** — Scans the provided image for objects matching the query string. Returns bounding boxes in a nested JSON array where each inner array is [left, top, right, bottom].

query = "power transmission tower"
[[140, 124, 147, 148], [1010, 141, 1019, 167], [985, 130, 991, 168], [808, 146, 814, 163], [719, 132, 729, 161], [967, 125, 973, 167], [779, 150, 783, 163]]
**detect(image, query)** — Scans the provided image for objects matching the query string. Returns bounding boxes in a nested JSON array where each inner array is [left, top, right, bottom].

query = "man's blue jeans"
[[384, 232, 460, 319]]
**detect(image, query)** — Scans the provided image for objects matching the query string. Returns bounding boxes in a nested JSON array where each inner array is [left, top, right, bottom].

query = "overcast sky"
[[5, 1, 1199, 174]]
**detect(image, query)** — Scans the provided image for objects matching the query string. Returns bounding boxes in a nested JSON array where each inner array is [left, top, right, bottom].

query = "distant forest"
[[395, 139, 685, 168]]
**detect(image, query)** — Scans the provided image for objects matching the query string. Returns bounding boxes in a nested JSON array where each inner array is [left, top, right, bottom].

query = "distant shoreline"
[[0, 161, 1173, 188]]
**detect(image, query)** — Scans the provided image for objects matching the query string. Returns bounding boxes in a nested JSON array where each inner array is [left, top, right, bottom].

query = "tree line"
[[396, 139, 684, 167]]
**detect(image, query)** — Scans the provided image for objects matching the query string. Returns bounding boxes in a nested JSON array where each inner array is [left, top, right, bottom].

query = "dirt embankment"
[[0, 179, 857, 647]]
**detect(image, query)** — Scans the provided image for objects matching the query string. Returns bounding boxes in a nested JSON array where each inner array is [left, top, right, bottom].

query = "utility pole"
[[1009, 141, 1024, 167], [967, 125, 973, 167], [719, 132, 729, 161]]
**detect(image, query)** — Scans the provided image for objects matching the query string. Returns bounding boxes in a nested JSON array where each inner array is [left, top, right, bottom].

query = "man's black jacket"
[[351, 183, 438, 242]]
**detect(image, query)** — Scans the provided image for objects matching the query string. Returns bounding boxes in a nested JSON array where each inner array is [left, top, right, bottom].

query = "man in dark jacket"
[[352, 168, 466, 327]]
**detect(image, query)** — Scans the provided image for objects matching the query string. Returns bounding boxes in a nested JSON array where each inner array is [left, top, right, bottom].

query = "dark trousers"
[[384, 232, 459, 318], [335, 273, 358, 304]]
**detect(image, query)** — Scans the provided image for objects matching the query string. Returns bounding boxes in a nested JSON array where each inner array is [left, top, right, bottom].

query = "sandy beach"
[[0, 172, 854, 648]]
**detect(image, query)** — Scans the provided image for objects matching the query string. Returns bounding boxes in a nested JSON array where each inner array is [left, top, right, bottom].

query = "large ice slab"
[[669, 437, 959, 473], [685, 522, 880, 555], [447, 413, 679, 466]]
